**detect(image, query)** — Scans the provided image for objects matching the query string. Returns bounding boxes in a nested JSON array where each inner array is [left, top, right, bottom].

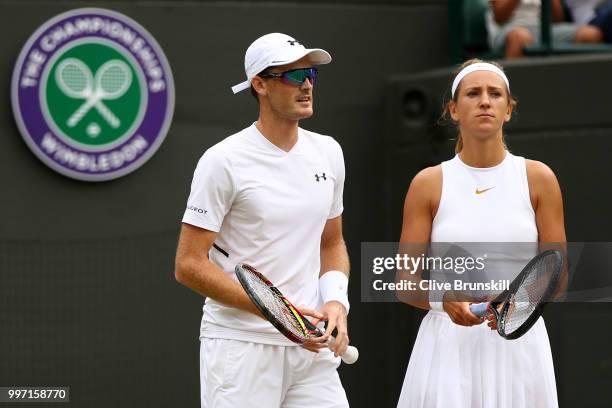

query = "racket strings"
[[100, 66, 128, 94], [241, 270, 309, 341], [503, 254, 559, 334], [59, 64, 89, 94]]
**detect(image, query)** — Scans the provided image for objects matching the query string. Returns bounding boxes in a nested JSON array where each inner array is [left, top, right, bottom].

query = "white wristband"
[[319, 270, 350, 314], [429, 288, 446, 312]]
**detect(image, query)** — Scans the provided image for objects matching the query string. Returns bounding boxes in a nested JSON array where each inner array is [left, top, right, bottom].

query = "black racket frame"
[[488, 249, 563, 340]]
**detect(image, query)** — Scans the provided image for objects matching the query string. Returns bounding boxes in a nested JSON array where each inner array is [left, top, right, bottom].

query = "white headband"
[[451, 62, 510, 98]]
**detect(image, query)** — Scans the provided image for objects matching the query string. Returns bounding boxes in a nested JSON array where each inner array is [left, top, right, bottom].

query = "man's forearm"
[[175, 258, 260, 315], [320, 239, 350, 277], [319, 239, 350, 312]]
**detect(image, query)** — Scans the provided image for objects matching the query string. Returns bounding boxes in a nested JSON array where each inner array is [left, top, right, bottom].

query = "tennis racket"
[[235, 263, 359, 364], [469, 249, 563, 340]]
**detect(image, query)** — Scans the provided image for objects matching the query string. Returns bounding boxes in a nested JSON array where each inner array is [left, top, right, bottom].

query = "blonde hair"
[[442, 59, 517, 153]]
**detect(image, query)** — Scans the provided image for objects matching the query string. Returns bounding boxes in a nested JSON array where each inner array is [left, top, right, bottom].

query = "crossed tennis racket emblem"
[[54, 58, 133, 129]]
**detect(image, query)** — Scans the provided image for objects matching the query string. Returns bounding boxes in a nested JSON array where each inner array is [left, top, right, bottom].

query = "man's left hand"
[[317, 301, 349, 357]]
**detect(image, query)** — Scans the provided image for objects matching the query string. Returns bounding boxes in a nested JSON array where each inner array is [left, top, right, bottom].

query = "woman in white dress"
[[396, 59, 566, 408]]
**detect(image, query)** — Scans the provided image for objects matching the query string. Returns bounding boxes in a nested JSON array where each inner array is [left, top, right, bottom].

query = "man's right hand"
[[298, 307, 331, 353]]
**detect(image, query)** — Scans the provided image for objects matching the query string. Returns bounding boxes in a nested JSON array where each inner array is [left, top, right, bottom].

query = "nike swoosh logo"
[[475, 187, 495, 195]]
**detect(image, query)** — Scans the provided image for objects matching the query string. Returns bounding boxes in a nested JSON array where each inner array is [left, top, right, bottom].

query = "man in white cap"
[[175, 33, 351, 407]]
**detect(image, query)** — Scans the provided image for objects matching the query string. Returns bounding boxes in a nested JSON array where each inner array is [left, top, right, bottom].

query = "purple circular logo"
[[11, 8, 174, 181]]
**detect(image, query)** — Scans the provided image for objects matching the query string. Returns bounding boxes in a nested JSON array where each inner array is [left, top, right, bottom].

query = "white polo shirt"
[[182, 123, 345, 345]]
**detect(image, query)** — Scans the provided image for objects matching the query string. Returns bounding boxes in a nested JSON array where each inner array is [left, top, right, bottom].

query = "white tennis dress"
[[397, 152, 558, 408]]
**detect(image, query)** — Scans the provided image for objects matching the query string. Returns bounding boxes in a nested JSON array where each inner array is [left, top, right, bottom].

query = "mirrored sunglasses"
[[259, 67, 318, 86]]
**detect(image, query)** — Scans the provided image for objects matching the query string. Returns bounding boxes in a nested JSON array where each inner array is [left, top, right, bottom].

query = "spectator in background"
[[566, 0, 612, 43], [487, 0, 603, 58]]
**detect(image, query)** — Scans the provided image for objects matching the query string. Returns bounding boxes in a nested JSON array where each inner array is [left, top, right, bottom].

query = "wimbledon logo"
[[11, 8, 174, 181]]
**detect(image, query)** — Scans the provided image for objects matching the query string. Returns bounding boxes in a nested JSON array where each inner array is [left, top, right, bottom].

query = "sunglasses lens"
[[282, 68, 317, 86]]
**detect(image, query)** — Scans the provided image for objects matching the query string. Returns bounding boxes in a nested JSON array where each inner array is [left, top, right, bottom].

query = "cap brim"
[[231, 80, 251, 94], [268, 48, 332, 67], [305, 48, 332, 65]]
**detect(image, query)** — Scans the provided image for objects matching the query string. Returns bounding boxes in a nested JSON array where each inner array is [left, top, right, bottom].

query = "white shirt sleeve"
[[328, 138, 345, 219], [182, 148, 236, 232]]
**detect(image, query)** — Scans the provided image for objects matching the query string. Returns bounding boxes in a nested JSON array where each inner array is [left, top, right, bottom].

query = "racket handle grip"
[[327, 336, 359, 364], [469, 302, 490, 317], [342, 346, 359, 364]]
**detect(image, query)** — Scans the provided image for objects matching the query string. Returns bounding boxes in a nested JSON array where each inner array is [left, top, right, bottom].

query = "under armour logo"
[[315, 173, 327, 182], [287, 40, 301, 46]]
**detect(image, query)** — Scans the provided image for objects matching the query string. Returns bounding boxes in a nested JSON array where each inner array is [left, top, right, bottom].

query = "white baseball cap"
[[231, 33, 332, 94]]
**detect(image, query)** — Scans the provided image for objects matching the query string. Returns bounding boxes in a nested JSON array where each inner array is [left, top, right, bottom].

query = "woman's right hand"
[[442, 291, 485, 326]]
